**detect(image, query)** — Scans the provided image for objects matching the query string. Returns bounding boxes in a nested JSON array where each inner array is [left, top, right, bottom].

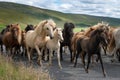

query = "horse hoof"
[[103, 72, 107, 77], [111, 59, 114, 63], [59, 66, 62, 69], [85, 69, 88, 73]]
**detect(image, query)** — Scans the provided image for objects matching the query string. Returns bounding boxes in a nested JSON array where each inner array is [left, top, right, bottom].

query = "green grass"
[[73, 27, 87, 32], [0, 55, 50, 80]]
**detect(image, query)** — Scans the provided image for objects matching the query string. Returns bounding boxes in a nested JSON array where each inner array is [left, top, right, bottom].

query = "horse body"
[[110, 27, 120, 61], [46, 28, 63, 69], [25, 19, 56, 66], [2, 24, 21, 56], [74, 29, 108, 77]]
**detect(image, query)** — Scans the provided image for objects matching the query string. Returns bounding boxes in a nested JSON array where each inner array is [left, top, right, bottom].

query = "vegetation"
[[0, 2, 120, 31], [0, 55, 50, 80]]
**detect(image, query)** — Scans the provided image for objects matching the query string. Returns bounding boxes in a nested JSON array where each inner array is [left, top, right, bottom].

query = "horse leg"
[[35, 45, 42, 66], [68, 46, 73, 63], [74, 50, 80, 67], [81, 51, 86, 69], [0, 44, 3, 51], [97, 53, 106, 77], [111, 47, 118, 62], [60, 45, 63, 61], [26, 46, 31, 64], [57, 49, 62, 69], [49, 49, 52, 66], [85, 53, 91, 73], [102, 45, 107, 55], [72, 48, 76, 63]]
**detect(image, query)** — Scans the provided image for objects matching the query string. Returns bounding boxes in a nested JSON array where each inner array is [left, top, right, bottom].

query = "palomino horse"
[[74, 28, 108, 77], [25, 19, 56, 66], [60, 22, 75, 62], [2, 24, 21, 57], [46, 28, 63, 69]]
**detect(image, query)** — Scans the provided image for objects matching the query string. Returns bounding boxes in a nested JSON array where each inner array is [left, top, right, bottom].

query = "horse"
[[108, 27, 120, 62], [25, 19, 56, 66], [60, 22, 75, 62], [2, 24, 21, 57], [0, 25, 11, 52], [74, 28, 108, 77], [25, 24, 34, 32], [46, 28, 63, 69]]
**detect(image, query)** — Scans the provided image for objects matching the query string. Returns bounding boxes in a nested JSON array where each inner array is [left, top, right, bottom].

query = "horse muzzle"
[[50, 36, 54, 39]]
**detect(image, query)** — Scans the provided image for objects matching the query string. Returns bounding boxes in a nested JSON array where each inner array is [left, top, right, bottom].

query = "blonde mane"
[[35, 19, 56, 37]]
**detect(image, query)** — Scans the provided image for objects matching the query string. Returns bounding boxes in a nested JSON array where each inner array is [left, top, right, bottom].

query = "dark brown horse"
[[60, 22, 75, 62], [0, 25, 11, 51], [74, 28, 108, 77], [2, 24, 21, 57]]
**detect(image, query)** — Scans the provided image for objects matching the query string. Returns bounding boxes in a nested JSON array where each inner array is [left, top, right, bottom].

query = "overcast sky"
[[0, 0, 120, 18]]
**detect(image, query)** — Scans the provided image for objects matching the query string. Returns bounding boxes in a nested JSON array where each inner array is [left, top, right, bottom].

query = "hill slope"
[[0, 2, 120, 28]]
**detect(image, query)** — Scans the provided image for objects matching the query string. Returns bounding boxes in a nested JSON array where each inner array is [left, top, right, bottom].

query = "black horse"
[[60, 22, 75, 62], [74, 28, 108, 77], [25, 24, 34, 32]]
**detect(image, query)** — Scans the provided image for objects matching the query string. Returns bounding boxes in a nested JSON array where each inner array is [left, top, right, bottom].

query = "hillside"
[[0, 2, 120, 29]]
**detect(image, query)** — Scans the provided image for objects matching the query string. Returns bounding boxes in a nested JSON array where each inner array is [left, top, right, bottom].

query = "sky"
[[0, 0, 120, 18]]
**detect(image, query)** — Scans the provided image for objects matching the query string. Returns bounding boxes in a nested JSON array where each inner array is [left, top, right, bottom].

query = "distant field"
[[73, 27, 87, 32]]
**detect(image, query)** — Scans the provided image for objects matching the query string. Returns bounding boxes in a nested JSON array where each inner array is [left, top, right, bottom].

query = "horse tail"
[[108, 34, 115, 52]]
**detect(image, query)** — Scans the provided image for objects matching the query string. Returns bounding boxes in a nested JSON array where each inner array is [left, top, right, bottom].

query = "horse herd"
[[0, 19, 120, 77]]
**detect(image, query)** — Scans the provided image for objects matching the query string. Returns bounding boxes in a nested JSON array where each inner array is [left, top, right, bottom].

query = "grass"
[[0, 54, 50, 80], [73, 27, 87, 32]]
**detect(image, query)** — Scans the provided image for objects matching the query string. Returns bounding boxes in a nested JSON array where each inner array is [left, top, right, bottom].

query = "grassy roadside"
[[0, 54, 50, 80]]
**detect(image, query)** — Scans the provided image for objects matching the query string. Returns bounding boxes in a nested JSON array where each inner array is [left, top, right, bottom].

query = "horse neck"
[[52, 34, 59, 43], [89, 34, 100, 48], [35, 28, 47, 39]]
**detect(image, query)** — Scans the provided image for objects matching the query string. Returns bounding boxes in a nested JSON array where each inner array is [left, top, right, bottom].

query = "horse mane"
[[35, 19, 56, 36], [84, 27, 94, 36], [92, 22, 109, 29], [90, 28, 103, 38]]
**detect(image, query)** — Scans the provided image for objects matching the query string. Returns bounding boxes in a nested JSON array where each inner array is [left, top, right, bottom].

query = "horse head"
[[97, 29, 108, 47], [55, 28, 63, 42], [43, 19, 56, 39], [10, 24, 21, 44]]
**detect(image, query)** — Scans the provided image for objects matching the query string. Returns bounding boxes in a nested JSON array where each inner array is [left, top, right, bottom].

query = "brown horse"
[[2, 24, 21, 57], [0, 25, 11, 52], [74, 28, 108, 77]]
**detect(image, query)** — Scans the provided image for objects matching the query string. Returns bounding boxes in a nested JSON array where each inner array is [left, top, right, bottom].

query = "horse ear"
[[42, 20, 48, 27], [16, 24, 19, 26]]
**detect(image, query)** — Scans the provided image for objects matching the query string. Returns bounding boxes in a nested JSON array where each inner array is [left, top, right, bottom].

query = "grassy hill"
[[0, 2, 120, 30]]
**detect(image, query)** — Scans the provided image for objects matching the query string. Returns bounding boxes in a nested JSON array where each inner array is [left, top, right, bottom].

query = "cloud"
[[0, 0, 120, 18]]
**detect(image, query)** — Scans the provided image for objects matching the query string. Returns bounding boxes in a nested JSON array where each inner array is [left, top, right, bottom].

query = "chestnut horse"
[[2, 24, 21, 57], [25, 19, 56, 66]]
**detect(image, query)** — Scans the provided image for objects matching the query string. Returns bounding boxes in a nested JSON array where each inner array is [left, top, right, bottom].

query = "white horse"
[[46, 28, 63, 69], [25, 19, 56, 66]]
